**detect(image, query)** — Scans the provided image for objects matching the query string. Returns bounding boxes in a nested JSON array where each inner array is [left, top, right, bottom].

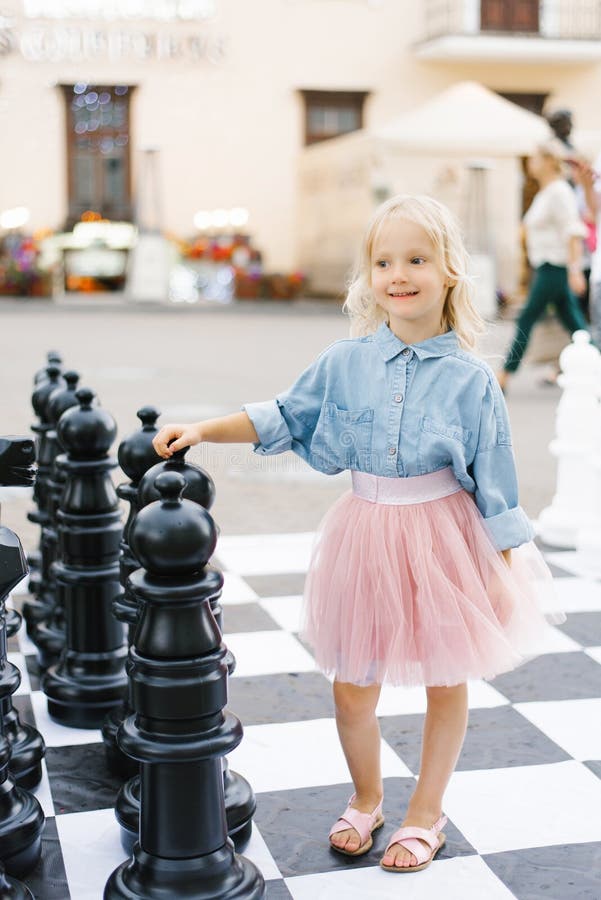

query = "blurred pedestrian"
[[547, 108, 575, 152], [497, 140, 588, 393], [581, 152, 601, 347], [546, 107, 593, 321]]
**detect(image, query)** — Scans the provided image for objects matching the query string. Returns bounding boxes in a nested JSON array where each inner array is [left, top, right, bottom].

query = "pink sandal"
[[380, 814, 447, 872], [329, 793, 385, 857]]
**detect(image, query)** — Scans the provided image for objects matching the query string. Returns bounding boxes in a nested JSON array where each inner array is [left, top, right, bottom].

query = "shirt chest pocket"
[[316, 402, 374, 472], [417, 416, 471, 474]]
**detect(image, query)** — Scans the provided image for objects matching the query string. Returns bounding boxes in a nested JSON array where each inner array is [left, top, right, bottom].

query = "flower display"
[[0, 233, 53, 297], [180, 231, 305, 300], [0, 222, 306, 300]]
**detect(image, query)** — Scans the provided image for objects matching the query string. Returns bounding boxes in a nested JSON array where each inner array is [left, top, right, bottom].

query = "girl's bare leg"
[[381, 682, 469, 869], [329, 679, 383, 852]]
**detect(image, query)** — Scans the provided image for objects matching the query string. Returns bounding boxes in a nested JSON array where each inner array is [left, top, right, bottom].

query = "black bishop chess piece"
[[115, 446, 256, 855], [105, 470, 264, 899], [42, 388, 128, 727], [0, 438, 44, 877], [102, 405, 162, 778]]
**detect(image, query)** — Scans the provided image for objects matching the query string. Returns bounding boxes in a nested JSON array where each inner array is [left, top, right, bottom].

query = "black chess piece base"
[[105, 841, 265, 900], [43, 654, 128, 729], [0, 862, 34, 899]]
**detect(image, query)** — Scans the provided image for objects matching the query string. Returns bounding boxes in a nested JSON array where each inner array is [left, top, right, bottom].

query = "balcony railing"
[[420, 0, 601, 43]]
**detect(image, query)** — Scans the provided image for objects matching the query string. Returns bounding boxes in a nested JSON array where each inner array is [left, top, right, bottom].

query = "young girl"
[[153, 194, 564, 875]]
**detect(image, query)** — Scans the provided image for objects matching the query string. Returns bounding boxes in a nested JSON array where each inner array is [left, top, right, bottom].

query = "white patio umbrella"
[[375, 81, 550, 156]]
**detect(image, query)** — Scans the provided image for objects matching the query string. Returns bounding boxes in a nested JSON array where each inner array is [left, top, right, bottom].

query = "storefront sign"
[[22, 0, 217, 20], [0, 17, 226, 62]]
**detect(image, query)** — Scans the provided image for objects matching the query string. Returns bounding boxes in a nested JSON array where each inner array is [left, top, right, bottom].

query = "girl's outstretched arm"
[[153, 412, 259, 458]]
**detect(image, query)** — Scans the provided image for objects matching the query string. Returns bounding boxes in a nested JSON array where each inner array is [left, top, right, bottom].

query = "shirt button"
[[401, 348, 411, 357], [394, 393, 403, 403], [388, 447, 397, 455]]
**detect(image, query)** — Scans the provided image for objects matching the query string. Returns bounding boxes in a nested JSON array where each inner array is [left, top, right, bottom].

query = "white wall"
[[1, 0, 601, 275]]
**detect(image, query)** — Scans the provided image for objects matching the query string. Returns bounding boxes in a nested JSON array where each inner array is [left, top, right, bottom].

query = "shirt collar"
[[374, 322, 459, 361]]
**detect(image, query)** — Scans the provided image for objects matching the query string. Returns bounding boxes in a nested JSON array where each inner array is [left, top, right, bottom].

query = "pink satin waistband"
[[351, 467, 462, 505]]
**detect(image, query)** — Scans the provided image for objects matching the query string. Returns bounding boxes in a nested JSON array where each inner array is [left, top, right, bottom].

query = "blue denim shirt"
[[243, 322, 534, 551]]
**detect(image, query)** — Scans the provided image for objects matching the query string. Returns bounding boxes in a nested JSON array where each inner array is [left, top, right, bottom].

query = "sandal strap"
[[386, 834, 432, 865], [329, 796, 383, 844], [384, 815, 447, 861]]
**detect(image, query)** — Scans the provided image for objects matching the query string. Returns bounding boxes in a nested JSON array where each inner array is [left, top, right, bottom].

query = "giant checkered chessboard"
[[7, 532, 601, 899]]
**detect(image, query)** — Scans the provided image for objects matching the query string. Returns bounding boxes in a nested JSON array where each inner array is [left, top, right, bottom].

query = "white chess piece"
[[538, 330, 601, 548], [575, 339, 601, 573]]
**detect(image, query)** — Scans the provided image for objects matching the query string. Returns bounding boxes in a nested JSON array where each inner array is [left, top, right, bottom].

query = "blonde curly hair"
[[342, 194, 485, 350]]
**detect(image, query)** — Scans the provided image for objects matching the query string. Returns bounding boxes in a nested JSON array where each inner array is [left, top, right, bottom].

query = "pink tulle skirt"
[[300, 468, 565, 687]]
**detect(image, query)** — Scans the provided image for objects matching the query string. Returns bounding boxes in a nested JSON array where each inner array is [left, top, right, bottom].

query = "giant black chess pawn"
[[116, 449, 257, 854], [30, 372, 83, 668], [142, 451, 256, 851], [105, 471, 264, 900], [23, 370, 80, 644], [114, 446, 220, 831], [29, 363, 65, 523], [0, 526, 44, 878], [26, 351, 62, 593], [23, 363, 64, 616], [0, 862, 33, 899], [42, 388, 128, 728], [102, 405, 162, 778]]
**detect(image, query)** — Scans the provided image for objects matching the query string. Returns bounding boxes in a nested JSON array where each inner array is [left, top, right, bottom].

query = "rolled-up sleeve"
[[242, 347, 329, 463], [470, 379, 535, 550]]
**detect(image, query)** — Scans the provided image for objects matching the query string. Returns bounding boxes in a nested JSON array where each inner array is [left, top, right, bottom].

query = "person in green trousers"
[[497, 141, 589, 393]]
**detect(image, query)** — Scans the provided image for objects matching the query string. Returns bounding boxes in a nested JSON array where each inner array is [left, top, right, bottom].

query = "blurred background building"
[[1, 0, 601, 301]]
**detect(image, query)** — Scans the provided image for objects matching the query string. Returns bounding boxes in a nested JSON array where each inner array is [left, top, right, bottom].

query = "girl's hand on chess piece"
[[152, 423, 203, 458]]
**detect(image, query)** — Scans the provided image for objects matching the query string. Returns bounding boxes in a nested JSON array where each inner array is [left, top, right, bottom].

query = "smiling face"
[[370, 216, 449, 343]]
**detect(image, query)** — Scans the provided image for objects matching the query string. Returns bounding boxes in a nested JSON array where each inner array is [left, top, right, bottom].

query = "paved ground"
[[0, 296, 560, 544]]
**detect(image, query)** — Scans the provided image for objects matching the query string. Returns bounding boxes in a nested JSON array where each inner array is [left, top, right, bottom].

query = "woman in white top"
[[497, 140, 588, 392]]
